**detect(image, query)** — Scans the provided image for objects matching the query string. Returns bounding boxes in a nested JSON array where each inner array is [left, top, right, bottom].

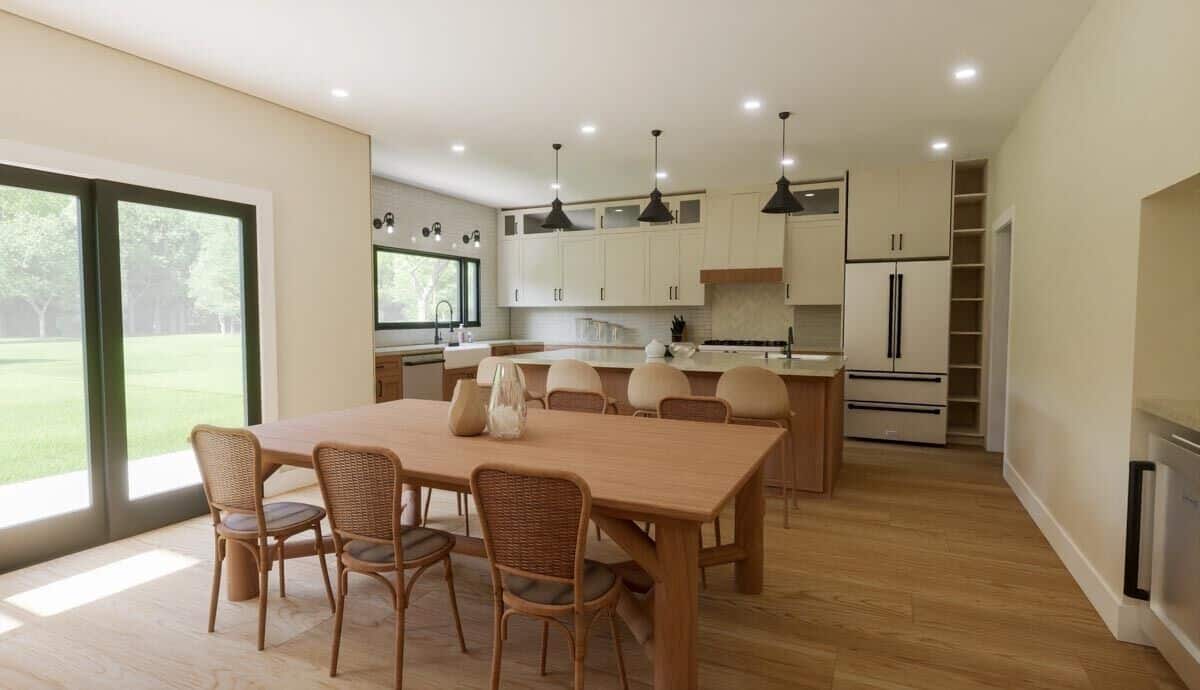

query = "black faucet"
[[785, 326, 794, 359], [433, 300, 454, 345]]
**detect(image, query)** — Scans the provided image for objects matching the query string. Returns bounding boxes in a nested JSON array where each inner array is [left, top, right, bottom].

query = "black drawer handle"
[[849, 374, 942, 383], [848, 403, 942, 415]]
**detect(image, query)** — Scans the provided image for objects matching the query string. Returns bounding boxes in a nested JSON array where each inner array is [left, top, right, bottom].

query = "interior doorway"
[[987, 210, 1014, 453]]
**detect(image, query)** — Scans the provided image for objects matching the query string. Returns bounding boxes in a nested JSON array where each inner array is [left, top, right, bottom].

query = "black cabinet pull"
[[886, 274, 895, 359], [848, 374, 942, 382], [848, 403, 941, 415], [600, 287, 605, 301], [890, 233, 895, 251], [786, 283, 790, 300], [895, 273, 904, 358], [899, 233, 904, 251]]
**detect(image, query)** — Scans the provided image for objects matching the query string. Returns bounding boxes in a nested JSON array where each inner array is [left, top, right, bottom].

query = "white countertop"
[[375, 339, 543, 356], [1137, 398, 1200, 434], [508, 347, 846, 378]]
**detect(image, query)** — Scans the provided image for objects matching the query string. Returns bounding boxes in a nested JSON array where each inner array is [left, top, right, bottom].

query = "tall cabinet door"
[[894, 161, 951, 259], [560, 236, 601, 306], [497, 239, 520, 306], [676, 229, 706, 305], [892, 260, 950, 373], [785, 219, 844, 305], [843, 261, 897, 372], [846, 168, 899, 261], [520, 234, 560, 306], [601, 234, 647, 306], [647, 232, 679, 305]]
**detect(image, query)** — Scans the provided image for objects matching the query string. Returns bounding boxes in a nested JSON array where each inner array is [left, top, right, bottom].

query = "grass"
[[0, 333, 245, 484]]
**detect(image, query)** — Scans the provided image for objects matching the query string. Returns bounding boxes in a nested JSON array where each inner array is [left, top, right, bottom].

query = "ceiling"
[[2, 1, 1092, 209]]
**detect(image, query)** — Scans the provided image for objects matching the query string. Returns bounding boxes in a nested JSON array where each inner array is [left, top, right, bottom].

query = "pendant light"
[[761, 112, 805, 214], [542, 143, 572, 230], [637, 129, 674, 224]]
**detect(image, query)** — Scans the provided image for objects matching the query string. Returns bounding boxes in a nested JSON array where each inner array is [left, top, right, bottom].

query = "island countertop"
[[508, 347, 846, 378]]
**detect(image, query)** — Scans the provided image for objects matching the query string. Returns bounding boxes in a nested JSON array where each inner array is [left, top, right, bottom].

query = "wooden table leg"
[[226, 542, 258, 602], [735, 463, 765, 594], [652, 518, 700, 690], [402, 481, 422, 527]]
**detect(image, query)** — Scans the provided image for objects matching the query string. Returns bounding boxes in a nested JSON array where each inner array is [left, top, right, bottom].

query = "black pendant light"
[[638, 129, 674, 224], [761, 112, 805, 214], [542, 143, 572, 230]]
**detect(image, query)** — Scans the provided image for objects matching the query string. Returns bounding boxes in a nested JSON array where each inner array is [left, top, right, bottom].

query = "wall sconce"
[[421, 221, 443, 242], [462, 229, 481, 248], [371, 211, 396, 234]]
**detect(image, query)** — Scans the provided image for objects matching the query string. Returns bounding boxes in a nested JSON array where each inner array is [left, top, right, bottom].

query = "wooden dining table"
[[240, 398, 784, 690]]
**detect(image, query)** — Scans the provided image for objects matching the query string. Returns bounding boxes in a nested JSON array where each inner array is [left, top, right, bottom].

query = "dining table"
[[238, 398, 784, 690]]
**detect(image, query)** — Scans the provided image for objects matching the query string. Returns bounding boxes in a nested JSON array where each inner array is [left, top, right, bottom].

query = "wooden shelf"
[[953, 228, 985, 235], [948, 396, 981, 403], [954, 193, 988, 202], [948, 426, 985, 438], [951, 331, 982, 335], [952, 263, 985, 269], [949, 363, 982, 369], [951, 297, 983, 302]]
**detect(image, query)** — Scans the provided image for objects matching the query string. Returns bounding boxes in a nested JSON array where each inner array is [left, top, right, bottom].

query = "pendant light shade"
[[542, 143, 572, 229], [761, 112, 805, 214], [638, 129, 675, 224]]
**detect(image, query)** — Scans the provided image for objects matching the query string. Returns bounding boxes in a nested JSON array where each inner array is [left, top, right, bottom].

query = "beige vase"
[[447, 379, 488, 436]]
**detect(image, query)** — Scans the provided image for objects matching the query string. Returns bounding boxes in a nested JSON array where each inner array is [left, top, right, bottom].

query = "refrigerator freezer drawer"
[[846, 371, 947, 406], [844, 401, 947, 445]]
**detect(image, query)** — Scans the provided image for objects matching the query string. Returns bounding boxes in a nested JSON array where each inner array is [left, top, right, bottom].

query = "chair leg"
[[573, 612, 588, 690], [783, 429, 792, 529], [539, 620, 550, 676], [456, 491, 463, 516], [699, 530, 707, 589], [330, 566, 348, 677], [489, 599, 504, 690], [443, 557, 467, 653], [463, 496, 471, 537], [423, 487, 433, 525], [207, 534, 224, 633], [394, 602, 406, 690], [608, 611, 629, 690], [277, 537, 287, 598], [714, 516, 722, 545], [256, 555, 269, 651], [314, 523, 335, 612], [595, 523, 602, 542]]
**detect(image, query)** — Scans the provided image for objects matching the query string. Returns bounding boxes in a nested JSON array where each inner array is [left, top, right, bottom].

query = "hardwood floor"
[[0, 441, 1184, 688]]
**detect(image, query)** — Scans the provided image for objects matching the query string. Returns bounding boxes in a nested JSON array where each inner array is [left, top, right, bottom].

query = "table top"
[[508, 347, 846, 378], [249, 399, 783, 523]]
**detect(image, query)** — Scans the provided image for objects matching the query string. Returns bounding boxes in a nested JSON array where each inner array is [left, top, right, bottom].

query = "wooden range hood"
[[699, 267, 783, 284], [699, 187, 786, 284]]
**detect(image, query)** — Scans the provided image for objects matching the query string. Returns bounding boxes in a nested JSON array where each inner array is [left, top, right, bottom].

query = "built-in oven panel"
[[846, 371, 947, 406]]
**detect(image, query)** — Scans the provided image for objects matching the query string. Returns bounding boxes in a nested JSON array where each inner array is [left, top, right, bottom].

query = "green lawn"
[[0, 333, 245, 484]]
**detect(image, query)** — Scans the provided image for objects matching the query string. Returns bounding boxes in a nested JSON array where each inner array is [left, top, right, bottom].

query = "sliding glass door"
[[0, 166, 259, 570]]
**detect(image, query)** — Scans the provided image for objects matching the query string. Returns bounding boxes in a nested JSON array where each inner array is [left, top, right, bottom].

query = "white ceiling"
[[3, 1, 1092, 209]]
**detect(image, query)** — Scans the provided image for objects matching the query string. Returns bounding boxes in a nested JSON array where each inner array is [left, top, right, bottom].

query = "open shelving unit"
[[947, 160, 989, 445]]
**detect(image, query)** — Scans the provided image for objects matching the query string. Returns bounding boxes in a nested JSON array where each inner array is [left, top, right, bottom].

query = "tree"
[[187, 227, 241, 333], [0, 188, 80, 337], [116, 203, 203, 335]]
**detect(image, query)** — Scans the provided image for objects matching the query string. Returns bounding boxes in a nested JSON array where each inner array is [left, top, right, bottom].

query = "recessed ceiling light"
[[804, 192, 816, 198], [780, 158, 795, 166], [954, 66, 978, 81], [550, 182, 561, 190], [580, 124, 596, 134], [451, 143, 466, 153], [743, 99, 762, 111], [931, 140, 950, 151], [330, 88, 349, 99]]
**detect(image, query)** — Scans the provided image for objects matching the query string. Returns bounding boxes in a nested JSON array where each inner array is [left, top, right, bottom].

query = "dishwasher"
[[401, 353, 445, 400]]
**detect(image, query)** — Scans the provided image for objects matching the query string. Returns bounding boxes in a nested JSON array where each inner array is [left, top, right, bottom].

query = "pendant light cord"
[[653, 135, 659, 187], [780, 116, 786, 176]]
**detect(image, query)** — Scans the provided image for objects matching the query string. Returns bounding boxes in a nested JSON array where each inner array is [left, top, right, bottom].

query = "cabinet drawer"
[[845, 372, 947, 405], [490, 345, 515, 356], [376, 355, 402, 371], [844, 402, 946, 444]]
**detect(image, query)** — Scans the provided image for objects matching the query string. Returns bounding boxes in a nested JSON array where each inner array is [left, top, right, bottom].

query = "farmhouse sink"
[[441, 342, 492, 370]]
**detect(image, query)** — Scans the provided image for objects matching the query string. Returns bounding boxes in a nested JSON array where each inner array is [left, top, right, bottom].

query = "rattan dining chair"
[[191, 424, 335, 651], [657, 395, 733, 587], [716, 366, 794, 528], [470, 463, 629, 690], [312, 442, 467, 689], [546, 359, 616, 414], [627, 362, 691, 417]]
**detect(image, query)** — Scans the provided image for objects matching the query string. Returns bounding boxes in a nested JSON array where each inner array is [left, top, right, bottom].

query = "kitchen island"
[[509, 347, 845, 496]]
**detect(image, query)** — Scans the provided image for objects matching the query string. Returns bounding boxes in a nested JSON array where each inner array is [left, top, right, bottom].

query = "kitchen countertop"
[[1137, 397, 1200, 434], [375, 339, 543, 356], [508, 347, 846, 378]]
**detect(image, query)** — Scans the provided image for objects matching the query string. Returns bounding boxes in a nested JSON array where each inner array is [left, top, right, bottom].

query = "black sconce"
[[421, 221, 443, 242], [371, 211, 395, 234], [462, 229, 481, 248]]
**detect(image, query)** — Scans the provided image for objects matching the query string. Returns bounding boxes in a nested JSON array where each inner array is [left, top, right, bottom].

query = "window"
[[374, 246, 480, 329]]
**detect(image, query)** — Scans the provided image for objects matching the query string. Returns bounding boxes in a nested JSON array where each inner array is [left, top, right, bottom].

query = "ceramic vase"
[[447, 379, 487, 436]]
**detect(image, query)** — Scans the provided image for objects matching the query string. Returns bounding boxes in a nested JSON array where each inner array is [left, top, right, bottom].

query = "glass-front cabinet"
[[500, 212, 519, 239], [600, 203, 641, 230], [561, 206, 597, 232]]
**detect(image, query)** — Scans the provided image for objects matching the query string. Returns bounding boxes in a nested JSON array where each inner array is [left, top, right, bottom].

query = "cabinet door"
[[601, 234, 647, 306], [756, 207, 786, 268], [497, 237, 521, 306], [728, 192, 761, 267], [702, 192, 733, 269], [672, 194, 704, 228], [647, 232, 679, 305], [520, 234, 561, 306], [843, 261, 897, 372], [893, 260, 950, 373], [846, 167, 899, 261], [894, 160, 951, 259], [785, 219, 844, 305], [378, 373, 403, 402], [560, 236, 602, 306], [499, 212, 519, 240], [676, 229, 706, 306]]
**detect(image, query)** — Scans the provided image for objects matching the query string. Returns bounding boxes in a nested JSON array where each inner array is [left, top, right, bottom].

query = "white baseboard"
[[263, 466, 317, 498], [1003, 459, 1151, 646]]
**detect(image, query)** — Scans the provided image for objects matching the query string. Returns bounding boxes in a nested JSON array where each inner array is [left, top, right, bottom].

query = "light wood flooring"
[[0, 441, 1184, 688]]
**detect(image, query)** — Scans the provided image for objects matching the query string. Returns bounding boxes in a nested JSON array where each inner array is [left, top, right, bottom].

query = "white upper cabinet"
[[676, 229, 706, 305], [497, 236, 521, 306], [599, 202, 642, 231], [647, 232, 679, 305], [601, 233, 647, 306], [499, 212, 519, 241], [560, 236, 602, 306], [846, 160, 951, 261], [519, 234, 561, 306], [784, 181, 845, 305], [703, 188, 785, 270]]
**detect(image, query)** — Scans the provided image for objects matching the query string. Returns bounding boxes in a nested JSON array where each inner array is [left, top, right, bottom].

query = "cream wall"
[[0, 12, 374, 419], [989, 0, 1200, 637]]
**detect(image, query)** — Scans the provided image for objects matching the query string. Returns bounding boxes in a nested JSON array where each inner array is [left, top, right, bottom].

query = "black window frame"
[[373, 245, 482, 330]]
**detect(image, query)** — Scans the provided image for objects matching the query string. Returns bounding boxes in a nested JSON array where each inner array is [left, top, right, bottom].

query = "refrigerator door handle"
[[886, 274, 895, 359], [895, 273, 904, 359]]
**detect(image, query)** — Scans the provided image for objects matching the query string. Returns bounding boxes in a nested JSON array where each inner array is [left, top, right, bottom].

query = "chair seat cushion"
[[220, 501, 324, 536], [504, 560, 617, 606], [343, 527, 453, 567]]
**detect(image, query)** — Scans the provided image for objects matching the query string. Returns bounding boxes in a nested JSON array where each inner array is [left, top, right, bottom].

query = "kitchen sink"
[[765, 353, 833, 361], [441, 342, 492, 370]]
